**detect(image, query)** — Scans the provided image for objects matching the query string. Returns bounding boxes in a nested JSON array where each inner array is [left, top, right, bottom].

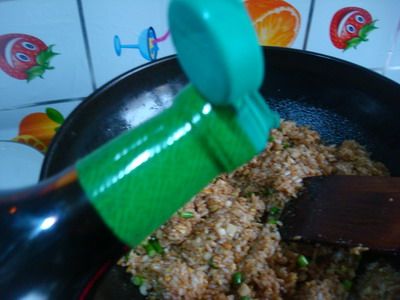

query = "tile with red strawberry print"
[[0, 34, 58, 81], [81, 0, 175, 87], [306, 0, 400, 69], [0, 0, 93, 109]]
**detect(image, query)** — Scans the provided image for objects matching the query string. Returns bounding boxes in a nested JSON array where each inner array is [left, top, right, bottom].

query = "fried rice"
[[119, 121, 399, 299]]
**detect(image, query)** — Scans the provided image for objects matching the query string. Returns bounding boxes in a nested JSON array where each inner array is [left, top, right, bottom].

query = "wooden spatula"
[[280, 176, 400, 253]]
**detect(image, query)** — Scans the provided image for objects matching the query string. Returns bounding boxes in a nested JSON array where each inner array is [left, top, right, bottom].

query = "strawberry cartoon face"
[[330, 7, 377, 50], [0, 34, 58, 81]]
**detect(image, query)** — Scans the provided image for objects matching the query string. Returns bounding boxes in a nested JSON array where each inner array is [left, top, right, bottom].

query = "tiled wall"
[[0, 0, 399, 186], [0, 0, 174, 153]]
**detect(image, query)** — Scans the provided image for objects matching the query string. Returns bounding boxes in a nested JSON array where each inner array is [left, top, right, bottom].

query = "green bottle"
[[0, 0, 279, 298], [78, 84, 278, 247], [77, 0, 280, 246]]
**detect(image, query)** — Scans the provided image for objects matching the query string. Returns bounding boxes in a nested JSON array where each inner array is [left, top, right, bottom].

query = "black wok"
[[40, 47, 400, 299]]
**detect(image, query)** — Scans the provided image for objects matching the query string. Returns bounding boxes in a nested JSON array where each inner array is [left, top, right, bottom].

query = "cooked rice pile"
[[120, 121, 399, 299], [355, 261, 400, 299]]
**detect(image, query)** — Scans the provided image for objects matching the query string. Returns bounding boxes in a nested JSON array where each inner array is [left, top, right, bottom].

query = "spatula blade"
[[280, 176, 400, 253]]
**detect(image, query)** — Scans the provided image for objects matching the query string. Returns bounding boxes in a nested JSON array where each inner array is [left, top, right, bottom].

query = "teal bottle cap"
[[169, 0, 263, 105], [168, 0, 280, 151]]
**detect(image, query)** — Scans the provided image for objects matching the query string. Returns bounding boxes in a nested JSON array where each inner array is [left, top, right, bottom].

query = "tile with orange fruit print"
[[1, 102, 81, 153], [13, 108, 64, 154], [0, 100, 79, 187], [244, 0, 311, 49]]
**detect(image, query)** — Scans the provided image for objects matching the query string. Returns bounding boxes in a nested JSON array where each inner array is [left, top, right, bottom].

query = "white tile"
[[0, 140, 44, 188], [370, 67, 384, 75], [385, 68, 400, 84], [0, 0, 93, 109], [82, 0, 176, 88], [285, 0, 312, 49], [0, 100, 82, 153], [307, 0, 400, 69], [0, 98, 81, 189], [387, 18, 400, 67], [245, 0, 312, 49]]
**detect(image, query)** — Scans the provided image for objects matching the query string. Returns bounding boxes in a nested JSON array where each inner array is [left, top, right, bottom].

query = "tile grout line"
[[302, 0, 315, 51], [383, 18, 400, 75], [76, 0, 97, 91], [0, 98, 84, 112]]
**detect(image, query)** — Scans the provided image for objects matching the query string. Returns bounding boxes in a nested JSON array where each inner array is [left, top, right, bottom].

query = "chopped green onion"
[[123, 252, 131, 261], [342, 279, 353, 291], [149, 236, 164, 254], [232, 272, 244, 285], [180, 211, 194, 219], [143, 243, 156, 257], [297, 255, 309, 268], [264, 187, 276, 197], [240, 297, 251, 300], [283, 142, 291, 149], [267, 217, 278, 225], [267, 207, 281, 224], [208, 257, 219, 269], [270, 207, 280, 216], [244, 192, 253, 198], [131, 275, 144, 286], [268, 135, 275, 142]]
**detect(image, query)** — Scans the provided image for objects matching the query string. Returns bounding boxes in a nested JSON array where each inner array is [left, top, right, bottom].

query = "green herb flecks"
[[148, 236, 164, 254], [232, 272, 244, 285], [208, 257, 219, 269], [123, 252, 131, 261], [143, 243, 156, 257], [267, 206, 281, 224], [283, 141, 293, 149], [297, 255, 309, 268], [264, 187, 276, 197], [342, 279, 353, 291], [179, 211, 194, 219], [131, 275, 145, 286]]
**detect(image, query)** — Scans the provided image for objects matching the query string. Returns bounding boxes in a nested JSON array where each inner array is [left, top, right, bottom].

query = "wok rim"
[[40, 46, 400, 179]]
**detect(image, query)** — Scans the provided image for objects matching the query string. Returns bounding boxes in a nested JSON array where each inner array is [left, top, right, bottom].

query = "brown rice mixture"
[[119, 121, 399, 299]]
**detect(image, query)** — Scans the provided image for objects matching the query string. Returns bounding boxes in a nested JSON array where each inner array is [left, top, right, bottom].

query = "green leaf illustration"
[[36, 45, 60, 68], [46, 107, 65, 124], [26, 65, 46, 82], [345, 37, 363, 50], [344, 20, 378, 51], [359, 20, 378, 41]]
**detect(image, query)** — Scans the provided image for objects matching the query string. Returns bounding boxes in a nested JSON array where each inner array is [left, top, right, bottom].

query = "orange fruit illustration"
[[13, 135, 48, 153], [13, 108, 64, 153], [245, 0, 301, 47]]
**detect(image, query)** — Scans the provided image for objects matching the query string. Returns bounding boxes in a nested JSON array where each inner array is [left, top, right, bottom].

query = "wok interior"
[[40, 47, 400, 299]]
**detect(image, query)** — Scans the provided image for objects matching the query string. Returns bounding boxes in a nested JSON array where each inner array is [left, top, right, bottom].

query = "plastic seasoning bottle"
[[0, 0, 279, 299]]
